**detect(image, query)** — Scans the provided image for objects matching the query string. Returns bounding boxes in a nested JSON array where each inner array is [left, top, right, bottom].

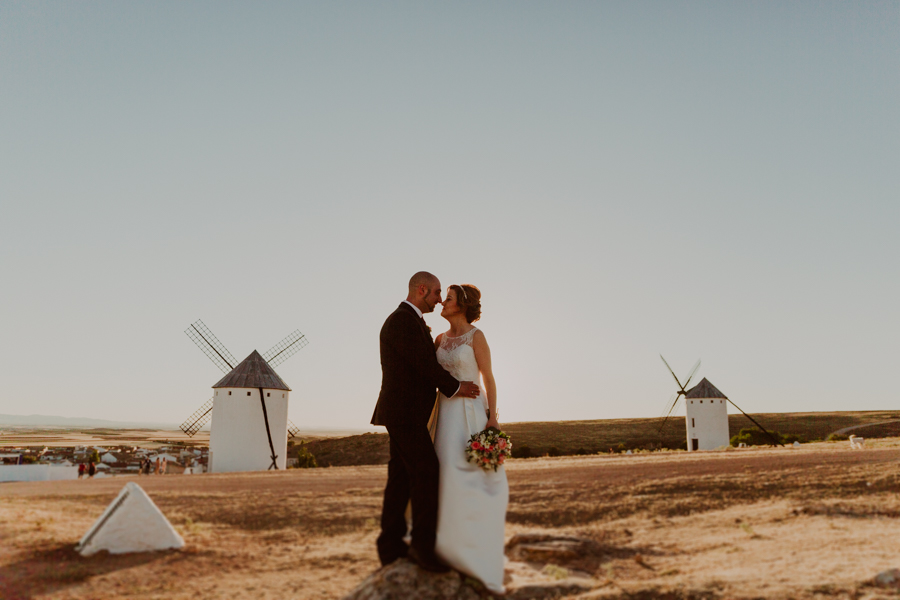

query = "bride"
[[432, 284, 508, 594]]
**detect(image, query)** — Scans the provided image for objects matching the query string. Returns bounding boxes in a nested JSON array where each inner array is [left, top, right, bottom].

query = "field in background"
[[2, 439, 899, 599], [299, 410, 900, 467], [4, 410, 899, 468], [0, 428, 210, 449]]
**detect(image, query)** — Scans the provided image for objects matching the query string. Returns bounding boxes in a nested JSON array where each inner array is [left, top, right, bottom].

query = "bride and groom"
[[371, 271, 509, 594]]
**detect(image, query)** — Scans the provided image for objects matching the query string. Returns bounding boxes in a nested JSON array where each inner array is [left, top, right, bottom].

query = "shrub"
[[513, 445, 533, 459], [730, 428, 783, 447], [547, 447, 561, 457], [292, 442, 318, 468], [826, 433, 849, 442]]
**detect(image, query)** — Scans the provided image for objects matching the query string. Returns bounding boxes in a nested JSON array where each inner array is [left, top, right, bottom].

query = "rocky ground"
[[1, 439, 899, 599]]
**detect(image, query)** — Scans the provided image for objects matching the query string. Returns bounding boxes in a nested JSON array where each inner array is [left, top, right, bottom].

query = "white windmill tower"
[[180, 320, 308, 472], [658, 356, 782, 451], [683, 378, 730, 450]]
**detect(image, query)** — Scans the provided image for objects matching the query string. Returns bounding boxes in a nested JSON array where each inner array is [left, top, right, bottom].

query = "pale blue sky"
[[1, 2, 897, 429]]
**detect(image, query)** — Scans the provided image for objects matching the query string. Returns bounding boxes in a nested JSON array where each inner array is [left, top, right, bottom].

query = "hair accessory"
[[459, 286, 468, 301]]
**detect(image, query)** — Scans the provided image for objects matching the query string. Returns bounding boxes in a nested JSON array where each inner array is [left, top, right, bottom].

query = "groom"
[[371, 271, 480, 572]]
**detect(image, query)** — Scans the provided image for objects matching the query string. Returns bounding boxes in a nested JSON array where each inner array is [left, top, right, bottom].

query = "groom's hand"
[[457, 381, 480, 398]]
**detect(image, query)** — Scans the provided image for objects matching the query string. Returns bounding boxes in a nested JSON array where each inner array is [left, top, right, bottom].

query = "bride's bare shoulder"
[[434, 332, 444, 349]]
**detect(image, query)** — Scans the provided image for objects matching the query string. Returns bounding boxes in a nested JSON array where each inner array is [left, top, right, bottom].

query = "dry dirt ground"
[[0, 429, 210, 449], [1, 440, 899, 600]]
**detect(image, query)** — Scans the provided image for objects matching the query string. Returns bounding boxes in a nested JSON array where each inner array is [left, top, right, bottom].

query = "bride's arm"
[[472, 330, 499, 429]]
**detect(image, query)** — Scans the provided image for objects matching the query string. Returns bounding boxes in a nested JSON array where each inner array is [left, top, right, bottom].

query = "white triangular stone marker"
[[76, 482, 185, 556]]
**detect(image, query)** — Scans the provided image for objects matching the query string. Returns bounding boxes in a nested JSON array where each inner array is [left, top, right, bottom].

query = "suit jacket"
[[371, 303, 460, 428]]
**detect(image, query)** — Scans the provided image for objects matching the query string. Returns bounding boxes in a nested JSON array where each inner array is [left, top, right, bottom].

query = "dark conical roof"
[[684, 377, 726, 399], [212, 350, 291, 391]]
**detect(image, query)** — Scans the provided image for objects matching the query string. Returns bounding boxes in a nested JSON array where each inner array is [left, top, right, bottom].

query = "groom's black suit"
[[372, 302, 460, 566]]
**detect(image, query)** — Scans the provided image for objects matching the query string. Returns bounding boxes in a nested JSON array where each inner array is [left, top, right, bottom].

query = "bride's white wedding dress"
[[434, 327, 508, 594]]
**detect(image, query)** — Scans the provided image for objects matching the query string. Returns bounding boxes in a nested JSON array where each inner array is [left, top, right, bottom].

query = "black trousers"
[[376, 424, 440, 566]]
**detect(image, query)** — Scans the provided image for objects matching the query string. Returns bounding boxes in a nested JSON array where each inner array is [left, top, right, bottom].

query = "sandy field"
[[0, 428, 210, 449], [1, 439, 899, 599]]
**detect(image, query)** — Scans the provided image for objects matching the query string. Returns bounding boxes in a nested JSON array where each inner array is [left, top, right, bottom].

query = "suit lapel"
[[399, 302, 432, 342]]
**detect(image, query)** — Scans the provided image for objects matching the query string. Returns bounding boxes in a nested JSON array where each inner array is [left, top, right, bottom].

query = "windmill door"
[[691, 439, 699, 451]]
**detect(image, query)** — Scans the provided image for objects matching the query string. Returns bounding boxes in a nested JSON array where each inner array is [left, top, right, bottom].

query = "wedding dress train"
[[433, 327, 508, 594]]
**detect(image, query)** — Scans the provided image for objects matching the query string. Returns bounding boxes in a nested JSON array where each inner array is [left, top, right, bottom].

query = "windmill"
[[181, 320, 308, 472], [658, 355, 781, 451]]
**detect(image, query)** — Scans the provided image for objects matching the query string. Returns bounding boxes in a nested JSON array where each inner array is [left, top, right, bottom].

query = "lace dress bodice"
[[436, 328, 480, 383]]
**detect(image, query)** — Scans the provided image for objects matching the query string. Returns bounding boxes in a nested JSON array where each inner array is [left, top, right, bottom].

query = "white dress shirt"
[[403, 300, 424, 318], [403, 300, 461, 398]]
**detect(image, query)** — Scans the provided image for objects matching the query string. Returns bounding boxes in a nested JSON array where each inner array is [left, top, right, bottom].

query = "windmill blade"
[[726, 397, 784, 447], [287, 419, 300, 438], [682, 359, 702, 390], [660, 354, 686, 392], [185, 320, 238, 373], [657, 394, 681, 435], [263, 330, 309, 368], [659, 392, 677, 419], [180, 398, 214, 437]]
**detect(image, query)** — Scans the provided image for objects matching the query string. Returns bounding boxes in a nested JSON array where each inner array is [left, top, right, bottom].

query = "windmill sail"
[[185, 320, 238, 373], [657, 356, 700, 436], [180, 398, 213, 437], [263, 330, 309, 368]]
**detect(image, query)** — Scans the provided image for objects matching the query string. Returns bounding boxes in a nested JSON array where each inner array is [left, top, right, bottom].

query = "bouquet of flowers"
[[465, 427, 512, 472]]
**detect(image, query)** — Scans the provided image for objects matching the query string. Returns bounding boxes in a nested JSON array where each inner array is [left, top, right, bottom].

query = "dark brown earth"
[[2, 439, 899, 599]]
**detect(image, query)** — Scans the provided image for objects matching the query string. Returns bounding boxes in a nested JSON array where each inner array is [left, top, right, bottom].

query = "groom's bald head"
[[407, 271, 442, 313], [409, 271, 439, 292]]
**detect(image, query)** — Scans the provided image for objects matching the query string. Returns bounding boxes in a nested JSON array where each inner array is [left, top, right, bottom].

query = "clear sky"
[[1, 2, 897, 430]]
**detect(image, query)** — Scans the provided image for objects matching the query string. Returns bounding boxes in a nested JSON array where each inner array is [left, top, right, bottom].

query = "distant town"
[[1, 443, 210, 475]]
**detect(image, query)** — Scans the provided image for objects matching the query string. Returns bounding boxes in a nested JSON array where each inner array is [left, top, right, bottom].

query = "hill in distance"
[[0, 414, 179, 429], [297, 410, 900, 467]]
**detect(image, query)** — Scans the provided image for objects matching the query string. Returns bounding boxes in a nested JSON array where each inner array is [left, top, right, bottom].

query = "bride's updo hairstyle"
[[449, 284, 482, 323]]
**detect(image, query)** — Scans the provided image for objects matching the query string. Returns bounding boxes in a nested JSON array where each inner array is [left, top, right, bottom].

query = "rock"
[[346, 536, 608, 599], [506, 580, 595, 600], [873, 568, 900, 588], [506, 534, 603, 565], [342, 559, 482, 600]]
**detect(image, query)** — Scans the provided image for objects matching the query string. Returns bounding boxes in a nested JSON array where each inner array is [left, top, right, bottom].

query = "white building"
[[684, 378, 730, 451], [208, 350, 290, 473]]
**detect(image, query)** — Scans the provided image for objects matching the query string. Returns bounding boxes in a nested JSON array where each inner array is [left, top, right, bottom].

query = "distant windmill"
[[181, 320, 308, 472], [658, 355, 781, 451]]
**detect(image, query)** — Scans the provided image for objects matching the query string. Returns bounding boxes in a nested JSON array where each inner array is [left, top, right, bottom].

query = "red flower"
[[471, 442, 482, 451]]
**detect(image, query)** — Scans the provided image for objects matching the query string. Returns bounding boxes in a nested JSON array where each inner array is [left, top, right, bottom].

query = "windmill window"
[[247, 391, 251, 396], [282, 394, 285, 398], [228, 391, 232, 396], [692, 418, 695, 427], [267, 392, 270, 397]]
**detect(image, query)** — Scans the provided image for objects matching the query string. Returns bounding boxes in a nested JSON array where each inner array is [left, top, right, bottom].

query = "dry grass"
[[300, 410, 900, 466], [1, 439, 899, 599]]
